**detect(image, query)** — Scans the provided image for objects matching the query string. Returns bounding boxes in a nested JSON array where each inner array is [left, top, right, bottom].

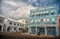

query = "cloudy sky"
[[0, 0, 60, 20]]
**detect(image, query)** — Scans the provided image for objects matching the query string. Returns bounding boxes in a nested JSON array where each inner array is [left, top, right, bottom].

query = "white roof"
[[31, 7, 55, 11], [0, 15, 16, 21], [0, 15, 24, 24]]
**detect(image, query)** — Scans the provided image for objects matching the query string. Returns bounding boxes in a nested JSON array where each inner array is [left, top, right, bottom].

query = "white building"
[[0, 15, 24, 32], [0, 15, 5, 32]]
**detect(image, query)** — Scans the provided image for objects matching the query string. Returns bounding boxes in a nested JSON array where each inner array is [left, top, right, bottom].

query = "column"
[[56, 24, 59, 36], [45, 26, 47, 36], [2, 25, 3, 32], [28, 26, 31, 34], [36, 26, 37, 34]]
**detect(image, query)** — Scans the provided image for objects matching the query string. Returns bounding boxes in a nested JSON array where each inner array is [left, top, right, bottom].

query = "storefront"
[[30, 27, 36, 34], [37, 27, 45, 35], [46, 27, 56, 36]]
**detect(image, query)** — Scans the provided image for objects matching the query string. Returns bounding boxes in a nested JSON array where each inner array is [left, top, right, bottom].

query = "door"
[[37, 27, 45, 35], [31, 27, 36, 34], [0, 25, 2, 32]]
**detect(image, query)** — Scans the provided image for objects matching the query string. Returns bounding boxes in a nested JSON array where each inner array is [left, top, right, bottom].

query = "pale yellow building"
[[17, 19, 29, 33]]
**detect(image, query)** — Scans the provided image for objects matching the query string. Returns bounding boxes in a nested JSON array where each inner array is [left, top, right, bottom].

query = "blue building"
[[29, 7, 58, 36]]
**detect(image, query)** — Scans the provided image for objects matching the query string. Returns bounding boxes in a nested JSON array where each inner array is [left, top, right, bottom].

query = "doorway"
[[0, 25, 2, 32], [37, 27, 45, 35]]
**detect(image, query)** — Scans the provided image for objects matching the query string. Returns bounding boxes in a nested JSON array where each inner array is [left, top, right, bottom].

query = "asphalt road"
[[0, 32, 60, 39]]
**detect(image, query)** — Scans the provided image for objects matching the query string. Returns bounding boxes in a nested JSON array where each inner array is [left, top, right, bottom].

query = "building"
[[0, 15, 24, 32], [0, 15, 5, 32], [29, 7, 58, 36], [17, 19, 29, 33], [58, 16, 60, 36], [6, 19, 24, 32]]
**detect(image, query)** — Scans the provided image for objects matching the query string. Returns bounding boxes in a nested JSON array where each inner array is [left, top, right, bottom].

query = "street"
[[0, 32, 60, 39]]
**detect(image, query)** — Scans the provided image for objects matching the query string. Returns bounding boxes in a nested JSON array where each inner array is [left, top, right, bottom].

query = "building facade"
[[58, 16, 60, 36], [0, 15, 24, 32], [0, 15, 5, 32], [29, 7, 58, 36], [17, 19, 29, 33], [7, 20, 24, 32]]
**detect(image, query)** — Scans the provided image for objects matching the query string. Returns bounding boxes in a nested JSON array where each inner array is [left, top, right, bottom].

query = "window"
[[38, 19, 40, 23], [7, 27, 10, 31], [41, 12, 42, 14], [14, 28, 16, 30], [38, 13, 40, 16], [48, 28, 54, 33], [46, 11, 49, 15], [43, 12, 45, 15], [35, 19, 38, 23], [41, 19, 43, 22], [9, 22, 12, 25], [47, 27, 55, 33], [51, 12, 54, 15], [0, 19, 3, 23], [22, 24, 24, 26], [46, 11, 48, 13], [19, 28, 22, 30], [31, 20, 34, 23], [14, 23, 16, 25], [52, 18, 54, 22], [17, 24, 19, 26], [47, 18, 49, 22], [43, 19, 46, 22], [51, 11, 54, 15], [20, 24, 21, 26], [35, 13, 38, 16], [31, 13, 34, 17], [52, 22, 56, 24]]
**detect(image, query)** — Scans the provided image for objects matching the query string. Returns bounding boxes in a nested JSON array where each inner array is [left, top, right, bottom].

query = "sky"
[[0, 0, 60, 20]]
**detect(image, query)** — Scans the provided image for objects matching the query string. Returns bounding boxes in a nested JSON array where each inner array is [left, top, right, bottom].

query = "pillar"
[[28, 26, 31, 33], [36, 26, 37, 34], [45, 26, 47, 36]]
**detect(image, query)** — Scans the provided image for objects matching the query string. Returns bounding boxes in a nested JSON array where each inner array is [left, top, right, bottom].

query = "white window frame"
[[35, 19, 38, 23], [38, 19, 41, 23], [31, 20, 34, 23], [41, 12, 42, 14], [47, 18, 49, 22], [43, 19, 46, 22], [52, 18, 55, 22]]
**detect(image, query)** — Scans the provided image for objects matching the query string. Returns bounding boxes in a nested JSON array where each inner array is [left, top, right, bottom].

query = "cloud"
[[1, 0, 37, 20], [1, 0, 60, 20], [5, 0, 18, 6]]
